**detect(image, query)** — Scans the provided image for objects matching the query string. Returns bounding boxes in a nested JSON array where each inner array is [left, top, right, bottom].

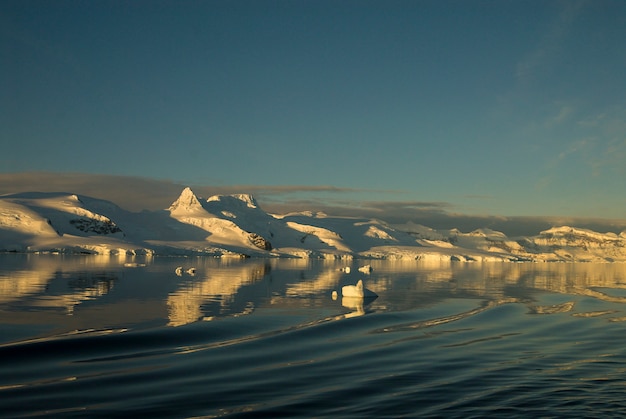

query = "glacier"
[[1, 188, 626, 262]]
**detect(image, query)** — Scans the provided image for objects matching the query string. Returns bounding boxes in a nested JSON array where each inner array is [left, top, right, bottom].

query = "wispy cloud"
[[0, 172, 402, 212], [555, 138, 592, 163], [577, 112, 607, 129], [0, 172, 185, 211], [536, 105, 626, 193], [263, 198, 626, 236], [202, 184, 392, 198], [259, 198, 452, 221], [545, 103, 575, 128], [515, 0, 585, 82], [0, 171, 462, 228], [462, 194, 494, 201], [578, 106, 626, 176]]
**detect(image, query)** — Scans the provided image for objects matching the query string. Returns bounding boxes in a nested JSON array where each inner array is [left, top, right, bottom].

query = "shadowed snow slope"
[[2, 188, 626, 261]]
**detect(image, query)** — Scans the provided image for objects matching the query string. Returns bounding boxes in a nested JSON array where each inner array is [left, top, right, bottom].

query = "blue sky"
[[2, 0, 626, 226]]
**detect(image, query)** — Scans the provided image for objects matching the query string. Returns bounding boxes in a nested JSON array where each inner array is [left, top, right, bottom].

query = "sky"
[[1, 0, 626, 235]]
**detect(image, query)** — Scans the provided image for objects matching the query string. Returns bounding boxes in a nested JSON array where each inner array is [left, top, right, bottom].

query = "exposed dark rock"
[[69, 218, 122, 235], [248, 233, 272, 250]]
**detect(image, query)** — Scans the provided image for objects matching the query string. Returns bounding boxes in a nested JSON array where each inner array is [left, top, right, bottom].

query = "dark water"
[[2, 255, 626, 417]]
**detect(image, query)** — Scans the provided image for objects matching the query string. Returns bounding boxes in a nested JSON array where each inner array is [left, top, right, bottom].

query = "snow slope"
[[2, 188, 626, 262], [0, 192, 152, 255]]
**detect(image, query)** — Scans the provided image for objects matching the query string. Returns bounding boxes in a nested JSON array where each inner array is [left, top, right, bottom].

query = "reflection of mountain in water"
[[167, 263, 271, 327], [284, 268, 343, 298], [4, 256, 626, 332], [0, 269, 50, 304], [301, 261, 626, 316], [367, 262, 626, 334], [0, 256, 118, 314], [46, 272, 115, 315], [167, 260, 626, 327], [481, 263, 626, 299]]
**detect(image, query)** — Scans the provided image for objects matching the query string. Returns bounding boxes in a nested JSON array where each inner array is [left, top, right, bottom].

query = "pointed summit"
[[168, 187, 204, 213]]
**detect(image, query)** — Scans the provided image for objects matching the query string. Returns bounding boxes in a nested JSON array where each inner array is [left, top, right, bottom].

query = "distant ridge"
[[1, 188, 626, 262]]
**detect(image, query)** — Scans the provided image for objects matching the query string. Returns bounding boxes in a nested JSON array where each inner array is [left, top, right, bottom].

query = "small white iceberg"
[[341, 279, 377, 298], [175, 266, 197, 276], [358, 265, 372, 274]]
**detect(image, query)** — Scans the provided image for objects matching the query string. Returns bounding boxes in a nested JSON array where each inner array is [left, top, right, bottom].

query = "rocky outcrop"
[[248, 233, 272, 250], [69, 218, 122, 235]]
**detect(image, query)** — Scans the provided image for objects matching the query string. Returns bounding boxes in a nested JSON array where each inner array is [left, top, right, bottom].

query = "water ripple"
[[4, 258, 626, 417]]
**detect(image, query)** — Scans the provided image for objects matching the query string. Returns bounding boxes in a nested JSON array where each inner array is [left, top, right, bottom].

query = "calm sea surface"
[[2, 254, 626, 417]]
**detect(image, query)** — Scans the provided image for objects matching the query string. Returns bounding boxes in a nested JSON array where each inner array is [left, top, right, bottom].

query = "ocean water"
[[2, 255, 626, 417]]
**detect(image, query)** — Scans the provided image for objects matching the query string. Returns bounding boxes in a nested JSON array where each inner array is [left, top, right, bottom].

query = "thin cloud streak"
[[546, 106, 626, 176], [195, 184, 393, 198], [0, 172, 397, 212], [515, 0, 585, 82], [0, 172, 184, 211]]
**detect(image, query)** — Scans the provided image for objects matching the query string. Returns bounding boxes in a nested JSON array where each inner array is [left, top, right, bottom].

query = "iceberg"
[[341, 280, 377, 298]]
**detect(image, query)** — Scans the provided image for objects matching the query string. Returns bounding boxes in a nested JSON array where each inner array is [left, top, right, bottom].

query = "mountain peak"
[[206, 194, 259, 209], [168, 187, 204, 213], [233, 194, 258, 208]]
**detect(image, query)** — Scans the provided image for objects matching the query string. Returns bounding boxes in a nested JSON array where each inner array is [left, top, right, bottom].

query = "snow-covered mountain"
[[1, 188, 626, 262]]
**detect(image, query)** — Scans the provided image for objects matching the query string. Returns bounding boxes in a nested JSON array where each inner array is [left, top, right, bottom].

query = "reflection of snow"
[[34, 279, 113, 315], [375, 298, 521, 333], [341, 297, 367, 318], [166, 292, 203, 327], [0, 265, 115, 314], [0, 270, 50, 304], [529, 301, 575, 314], [285, 268, 342, 297], [167, 263, 269, 327], [572, 310, 617, 318]]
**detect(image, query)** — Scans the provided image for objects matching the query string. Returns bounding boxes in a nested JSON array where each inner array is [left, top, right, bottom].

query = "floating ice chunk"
[[124, 262, 145, 267], [341, 279, 377, 298], [176, 266, 196, 276], [358, 265, 372, 274]]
